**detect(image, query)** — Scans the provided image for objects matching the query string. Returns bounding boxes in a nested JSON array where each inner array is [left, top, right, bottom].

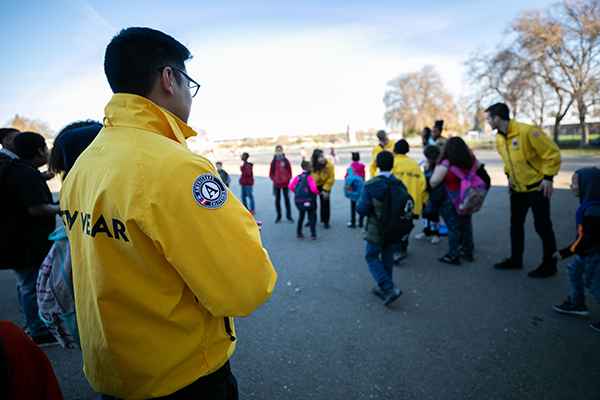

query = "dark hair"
[[376, 150, 394, 172], [423, 145, 440, 160], [376, 130, 387, 141], [301, 160, 312, 170], [351, 151, 360, 162], [275, 145, 283, 151], [394, 139, 409, 155], [434, 120, 444, 130], [216, 161, 222, 166], [485, 103, 510, 120], [311, 149, 325, 172], [104, 27, 192, 97], [422, 127, 431, 145], [241, 152, 249, 161], [0, 128, 19, 143], [439, 137, 473, 170], [13, 132, 46, 160], [49, 120, 101, 174]]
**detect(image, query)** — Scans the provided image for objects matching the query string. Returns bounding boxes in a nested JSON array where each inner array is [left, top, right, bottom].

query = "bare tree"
[[383, 66, 459, 134], [7, 114, 55, 138], [512, 0, 600, 147]]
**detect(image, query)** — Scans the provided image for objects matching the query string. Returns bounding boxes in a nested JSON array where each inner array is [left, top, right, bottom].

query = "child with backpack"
[[429, 137, 484, 265], [357, 151, 413, 306], [289, 160, 320, 240], [269, 145, 293, 223], [344, 151, 365, 228], [240, 152, 255, 215], [552, 167, 600, 333], [415, 145, 443, 244]]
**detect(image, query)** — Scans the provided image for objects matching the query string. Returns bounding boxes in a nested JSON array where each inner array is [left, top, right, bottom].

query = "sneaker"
[[304, 222, 310, 227], [590, 322, 600, 332], [430, 235, 440, 245], [527, 263, 557, 278], [275, 216, 281, 223], [296, 234, 304, 239], [493, 257, 522, 270], [459, 250, 474, 262], [438, 254, 460, 265], [249, 210, 256, 215], [553, 298, 589, 315], [358, 221, 363, 228], [415, 232, 428, 240], [347, 222, 356, 228], [311, 236, 317, 241], [31, 333, 59, 348], [393, 251, 406, 263], [324, 223, 330, 229], [287, 217, 294, 223], [383, 286, 403, 306], [372, 286, 385, 300]]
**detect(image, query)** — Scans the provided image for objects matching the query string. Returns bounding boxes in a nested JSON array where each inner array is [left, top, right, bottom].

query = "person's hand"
[[538, 179, 554, 198], [322, 191, 330, 201], [507, 178, 513, 195], [41, 171, 55, 181], [256, 220, 262, 232], [553, 251, 563, 262]]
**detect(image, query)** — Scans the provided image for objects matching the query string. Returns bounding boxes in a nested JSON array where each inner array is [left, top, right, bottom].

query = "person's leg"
[[320, 192, 330, 225], [510, 191, 529, 263], [248, 186, 255, 211], [528, 191, 558, 265], [12, 267, 48, 338], [308, 208, 317, 237], [381, 244, 395, 281], [567, 256, 587, 306], [350, 201, 357, 225], [297, 211, 305, 235], [458, 214, 474, 256], [283, 187, 292, 220], [584, 253, 600, 306], [440, 195, 460, 259], [274, 186, 282, 220], [241, 186, 248, 209], [365, 242, 393, 291]]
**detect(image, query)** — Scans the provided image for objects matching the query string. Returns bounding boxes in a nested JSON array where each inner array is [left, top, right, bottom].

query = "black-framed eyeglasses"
[[158, 66, 200, 98]]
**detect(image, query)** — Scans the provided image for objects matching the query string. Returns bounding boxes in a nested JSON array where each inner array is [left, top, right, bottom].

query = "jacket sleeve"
[[322, 162, 335, 192], [289, 175, 298, 191], [285, 159, 292, 181], [529, 129, 561, 178], [369, 148, 378, 178], [308, 176, 319, 194], [356, 184, 372, 216], [269, 159, 275, 180], [151, 157, 276, 318]]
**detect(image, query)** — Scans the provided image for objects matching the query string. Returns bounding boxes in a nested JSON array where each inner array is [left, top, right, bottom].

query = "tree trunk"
[[577, 101, 589, 148]]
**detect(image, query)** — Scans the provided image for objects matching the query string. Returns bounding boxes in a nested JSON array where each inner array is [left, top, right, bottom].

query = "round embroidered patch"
[[511, 139, 519, 148], [533, 131, 540, 138], [192, 174, 227, 209]]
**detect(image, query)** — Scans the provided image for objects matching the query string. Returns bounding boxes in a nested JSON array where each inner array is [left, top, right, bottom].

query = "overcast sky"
[[1, 0, 557, 140]]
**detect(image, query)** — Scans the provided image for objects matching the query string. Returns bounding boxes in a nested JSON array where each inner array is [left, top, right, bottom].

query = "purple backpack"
[[445, 160, 488, 216]]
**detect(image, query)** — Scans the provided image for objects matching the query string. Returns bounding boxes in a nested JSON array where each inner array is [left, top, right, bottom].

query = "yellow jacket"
[[496, 120, 561, 193], [59, 94, 276, 399], [391, 154, 428, 215], [312, 158, 335, 191], [370, 142, 394, 178]]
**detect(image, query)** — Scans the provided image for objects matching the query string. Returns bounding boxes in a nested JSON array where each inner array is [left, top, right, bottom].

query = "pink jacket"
[[289, 172, 319, 194], [345, 161, 366, 179]]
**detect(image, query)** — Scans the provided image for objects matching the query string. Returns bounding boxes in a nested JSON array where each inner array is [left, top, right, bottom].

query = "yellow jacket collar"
[[504, 120, 517, 138], [103, 94, 197, 145]]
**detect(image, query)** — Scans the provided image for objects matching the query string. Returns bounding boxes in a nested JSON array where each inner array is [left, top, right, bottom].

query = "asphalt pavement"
[[1, 147, 599, 400]]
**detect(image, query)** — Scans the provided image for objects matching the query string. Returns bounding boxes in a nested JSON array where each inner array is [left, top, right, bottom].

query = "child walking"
[[215, 162, 231, 187], [552, 167, 600, 332], [289, 160, 319, 240], [344, 151, 365, 228], [269, 145, 293, 223], [239, 152, 255, 214], [415, 145, 443, 244]]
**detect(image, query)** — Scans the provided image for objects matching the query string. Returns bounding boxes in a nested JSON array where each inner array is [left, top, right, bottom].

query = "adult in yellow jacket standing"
[[486, 102, 561, 278], [369, 130, 394, 178], [60, 28, 276, 400], [311, 149, 335, 229], [391, 139, 427, 260]]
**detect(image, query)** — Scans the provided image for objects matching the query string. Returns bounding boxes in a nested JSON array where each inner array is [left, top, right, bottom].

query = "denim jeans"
[[567, 253, 600, 307], [365, 242, 396, 291], [13, 267, 48, 338], [440, 192, 473, 258], [241, 186, 255, 211]]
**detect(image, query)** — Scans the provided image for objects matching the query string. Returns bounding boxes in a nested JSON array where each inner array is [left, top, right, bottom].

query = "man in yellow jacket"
[[60, 27, 276, 400], [391, 139, 427, 261], [486, 102, 561, 278], [369, 130, 394, 178], [310, 149, 335, 229]]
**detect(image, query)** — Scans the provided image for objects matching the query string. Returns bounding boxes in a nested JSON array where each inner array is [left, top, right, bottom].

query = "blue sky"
[[1, 0, 557, 139]]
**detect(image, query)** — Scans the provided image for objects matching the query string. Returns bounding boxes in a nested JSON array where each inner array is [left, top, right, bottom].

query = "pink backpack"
[[445, 160, 488, 215]]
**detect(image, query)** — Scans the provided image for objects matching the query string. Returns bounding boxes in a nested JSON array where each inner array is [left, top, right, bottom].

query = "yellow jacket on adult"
[[311, 158, 335, 191], [391, 154, 428, 216], [370, 142, 394, 178], [496, 120, 561, 193], [59, 94, 277, 400]]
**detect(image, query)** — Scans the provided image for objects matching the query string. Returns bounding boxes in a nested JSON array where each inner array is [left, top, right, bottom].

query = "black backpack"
[[294, 174, 315, 211], [378, 177, 414, 244]]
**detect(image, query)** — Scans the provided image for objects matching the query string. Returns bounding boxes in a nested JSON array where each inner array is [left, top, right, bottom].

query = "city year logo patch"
[[511, 139, 519, 148], [193, 174, 227, 209], [533, 131, 540, 138]]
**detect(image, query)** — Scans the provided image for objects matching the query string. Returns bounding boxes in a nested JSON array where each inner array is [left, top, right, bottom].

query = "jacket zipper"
[[224, 317, 236, 342]]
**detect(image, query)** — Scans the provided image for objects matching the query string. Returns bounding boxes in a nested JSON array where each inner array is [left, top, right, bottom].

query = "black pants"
[[350, 201, 365, 225], [318, 187, 330, 224], [273, 186, 292, 219], [298, 209, 316, 236], [510, 190, 557, 264]]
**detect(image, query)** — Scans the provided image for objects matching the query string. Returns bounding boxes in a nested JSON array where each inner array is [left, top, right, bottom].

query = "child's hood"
[[351, 161, 365, 175], [578, 166, 600, 218]]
